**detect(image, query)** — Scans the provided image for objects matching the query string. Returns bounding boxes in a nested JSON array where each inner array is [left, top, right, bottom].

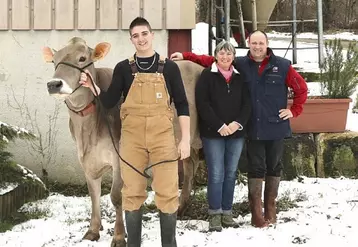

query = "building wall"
[[0, 0, 196, 31], [0, 0, 196, 184]]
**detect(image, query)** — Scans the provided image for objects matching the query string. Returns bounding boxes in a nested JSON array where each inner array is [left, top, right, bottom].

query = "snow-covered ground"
[[1, 24, 358, 246], [2, 177, 358, 247]]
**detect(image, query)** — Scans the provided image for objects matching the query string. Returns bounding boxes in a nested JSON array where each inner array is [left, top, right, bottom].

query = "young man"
[[170, 30, 308, 228], [80, 17, 190, 247]]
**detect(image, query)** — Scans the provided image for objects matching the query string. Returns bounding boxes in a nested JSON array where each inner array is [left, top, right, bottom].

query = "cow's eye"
[[79, 56, 86, 62]]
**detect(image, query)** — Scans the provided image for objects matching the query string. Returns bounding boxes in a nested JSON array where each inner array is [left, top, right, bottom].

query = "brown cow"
[[42, 37, 204, 246]]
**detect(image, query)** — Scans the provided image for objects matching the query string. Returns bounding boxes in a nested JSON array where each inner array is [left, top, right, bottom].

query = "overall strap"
[[157, 55, 166, 73], [128, 56, 138, 74]]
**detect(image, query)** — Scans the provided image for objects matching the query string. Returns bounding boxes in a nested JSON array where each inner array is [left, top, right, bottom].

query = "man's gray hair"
[[214, 40, 236, 57]]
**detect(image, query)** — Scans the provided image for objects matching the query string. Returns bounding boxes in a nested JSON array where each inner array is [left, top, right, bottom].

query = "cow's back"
[[173, 60, 204, 150]]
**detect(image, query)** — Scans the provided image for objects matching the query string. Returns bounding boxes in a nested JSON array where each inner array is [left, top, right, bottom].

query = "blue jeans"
[[202, 137, 245, 215]]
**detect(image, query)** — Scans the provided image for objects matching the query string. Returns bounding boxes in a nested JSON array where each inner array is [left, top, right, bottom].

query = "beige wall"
[[0, 0, 196, 30], [0, 30, 168, 184]]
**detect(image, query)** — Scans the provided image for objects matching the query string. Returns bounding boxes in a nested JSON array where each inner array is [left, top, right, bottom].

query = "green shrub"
[[320, 38, 358, 98]]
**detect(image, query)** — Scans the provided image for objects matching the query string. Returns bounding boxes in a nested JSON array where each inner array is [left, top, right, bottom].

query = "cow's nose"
[[47, 79, 63, 90]]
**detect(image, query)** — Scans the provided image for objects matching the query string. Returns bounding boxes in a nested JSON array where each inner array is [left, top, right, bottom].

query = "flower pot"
[[287, 98, 352, 133]]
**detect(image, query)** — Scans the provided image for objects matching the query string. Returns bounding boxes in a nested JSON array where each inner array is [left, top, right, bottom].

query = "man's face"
[[130, 25, 154, 53], [248, 32, 268, 61]]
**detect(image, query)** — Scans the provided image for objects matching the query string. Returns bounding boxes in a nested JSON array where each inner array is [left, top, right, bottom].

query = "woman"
[[195, 40, 251, 232]]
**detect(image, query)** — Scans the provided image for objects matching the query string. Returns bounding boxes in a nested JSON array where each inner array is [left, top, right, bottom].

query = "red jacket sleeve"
[[182, 52, 215, 68], [285, 65, 308, 117]]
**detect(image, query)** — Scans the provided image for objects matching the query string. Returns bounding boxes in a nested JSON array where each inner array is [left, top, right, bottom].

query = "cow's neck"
[[69, 104, 103, 146], [65, 86, 95, 112]]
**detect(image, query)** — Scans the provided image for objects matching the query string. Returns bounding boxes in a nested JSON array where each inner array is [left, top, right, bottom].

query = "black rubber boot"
[[125, 208, 143, 247], [159, 210, 177, 247]]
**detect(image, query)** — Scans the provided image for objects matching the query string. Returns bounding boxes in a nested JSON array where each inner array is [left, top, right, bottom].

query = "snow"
[[2, 134, 9, 143], [0, 183, 18, 195], [2, 177, 358, 246], [0, 121, 32, 136], [1, 23, 358, 246], [17, 164, 46, 187], [267, 30, 358, 41]]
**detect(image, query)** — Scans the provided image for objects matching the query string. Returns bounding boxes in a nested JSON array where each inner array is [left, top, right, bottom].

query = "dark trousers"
[[246, 139, 284, 178]]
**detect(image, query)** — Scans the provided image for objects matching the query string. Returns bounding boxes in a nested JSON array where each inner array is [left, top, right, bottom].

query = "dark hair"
[[129, 17, 152, 35], [248, 30, 268, 42]]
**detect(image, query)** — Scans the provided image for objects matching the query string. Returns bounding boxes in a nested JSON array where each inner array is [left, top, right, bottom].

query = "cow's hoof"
[[83, 230, 100, 241], [110, 239, 126, 247]]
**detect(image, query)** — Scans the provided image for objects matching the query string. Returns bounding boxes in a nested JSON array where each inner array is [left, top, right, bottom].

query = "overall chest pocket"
[[265, 74, 284, 96]]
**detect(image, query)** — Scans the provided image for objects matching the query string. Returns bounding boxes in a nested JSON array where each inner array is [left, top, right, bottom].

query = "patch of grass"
[[0, 208, 49, 233], [143, 203, 157, 214], [0, 222, 13, 232], [46, 180, 111, 197], [277, 191, 299, 212]]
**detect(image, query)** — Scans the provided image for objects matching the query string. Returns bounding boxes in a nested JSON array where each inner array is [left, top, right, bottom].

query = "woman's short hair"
[[214, 40, 236, 57]]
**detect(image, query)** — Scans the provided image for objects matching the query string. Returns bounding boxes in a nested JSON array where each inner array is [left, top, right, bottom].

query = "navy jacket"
[[195, 63, 252, 139], [236, 53, 292, 140]]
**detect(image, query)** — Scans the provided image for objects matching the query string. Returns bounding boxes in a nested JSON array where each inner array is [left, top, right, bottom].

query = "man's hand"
[[178, 138, 190, 160], [227, 122, 241, 133], [279, 109, 293, 120], [219, 124, 233, 136], [170, 52, 184, 61], [79, 70, 101, 95]]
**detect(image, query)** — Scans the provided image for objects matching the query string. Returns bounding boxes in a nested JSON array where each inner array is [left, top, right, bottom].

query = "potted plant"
[[288, 38, 358, 133]]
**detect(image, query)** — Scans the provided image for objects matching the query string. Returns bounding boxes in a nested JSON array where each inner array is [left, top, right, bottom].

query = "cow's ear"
[[92, 42, 111, 61], [42, 47, 54, 63]]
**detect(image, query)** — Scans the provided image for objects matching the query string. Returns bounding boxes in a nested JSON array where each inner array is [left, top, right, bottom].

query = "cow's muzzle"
[[47, 78, 75, 95], [47, 79, 63, 94]]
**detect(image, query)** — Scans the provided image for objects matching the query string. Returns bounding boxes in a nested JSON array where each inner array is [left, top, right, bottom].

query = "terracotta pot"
[[287, 98, 352, 133]]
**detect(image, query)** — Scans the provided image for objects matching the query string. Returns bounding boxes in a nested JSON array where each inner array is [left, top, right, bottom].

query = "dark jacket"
[[195, 63, 252, 139], [236, 50, 292, 140]]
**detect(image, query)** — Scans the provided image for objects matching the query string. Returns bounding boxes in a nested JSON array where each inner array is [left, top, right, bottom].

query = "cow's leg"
[[179, 148, 200, 216], [83, 175, 102, 241], [110, 164, 126, 247]]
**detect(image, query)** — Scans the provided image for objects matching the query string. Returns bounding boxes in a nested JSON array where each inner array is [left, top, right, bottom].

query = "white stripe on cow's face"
[[47, 78, 73, 96]]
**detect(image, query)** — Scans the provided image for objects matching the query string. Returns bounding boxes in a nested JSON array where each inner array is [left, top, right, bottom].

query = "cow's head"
[[43, 37, 110, 97]]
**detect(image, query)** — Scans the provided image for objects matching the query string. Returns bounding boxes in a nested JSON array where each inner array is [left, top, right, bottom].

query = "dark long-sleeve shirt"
[[100, 53, 189, 116]]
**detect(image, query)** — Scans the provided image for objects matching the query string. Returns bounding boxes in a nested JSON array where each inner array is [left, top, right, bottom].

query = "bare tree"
[[7, 86, 60, 185]]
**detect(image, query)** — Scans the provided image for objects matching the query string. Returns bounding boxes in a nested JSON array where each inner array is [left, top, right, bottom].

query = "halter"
[[54, 61, 94, 95]]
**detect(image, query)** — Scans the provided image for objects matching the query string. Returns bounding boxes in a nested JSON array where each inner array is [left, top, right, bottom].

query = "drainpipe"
[[251, 0, 257, 30], [224, 0, 230, 42], [236, 0, 246, 47], [317, 0, 324, 68]]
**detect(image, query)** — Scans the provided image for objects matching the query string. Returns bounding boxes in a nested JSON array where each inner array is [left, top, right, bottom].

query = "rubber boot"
[[125, 208, 143, 247], [208, 214, 222, 232], [222, 213, 239, 228], [264, 176, 280, 224], [248, 178, 268, 228], [159, 210, 177, 247]]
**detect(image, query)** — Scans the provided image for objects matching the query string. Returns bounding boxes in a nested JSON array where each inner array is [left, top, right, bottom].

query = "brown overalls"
[[119, 56, 179, 214]]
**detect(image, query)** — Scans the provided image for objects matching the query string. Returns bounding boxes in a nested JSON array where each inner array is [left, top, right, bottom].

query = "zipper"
[[294, 77, 300, 89]]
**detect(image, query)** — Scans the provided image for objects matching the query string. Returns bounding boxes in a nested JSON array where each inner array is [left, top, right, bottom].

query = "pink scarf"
[[217, 63, 233, 83]]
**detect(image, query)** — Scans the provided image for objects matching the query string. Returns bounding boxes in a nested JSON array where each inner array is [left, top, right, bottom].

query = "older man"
[[170, 30, 308, 228]]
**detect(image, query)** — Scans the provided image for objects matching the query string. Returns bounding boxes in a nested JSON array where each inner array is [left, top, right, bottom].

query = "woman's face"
[[216, 49, 234, 70]]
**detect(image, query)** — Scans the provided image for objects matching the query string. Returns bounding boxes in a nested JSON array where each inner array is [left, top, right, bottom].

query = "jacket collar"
[[210, 62, 240, 74]]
